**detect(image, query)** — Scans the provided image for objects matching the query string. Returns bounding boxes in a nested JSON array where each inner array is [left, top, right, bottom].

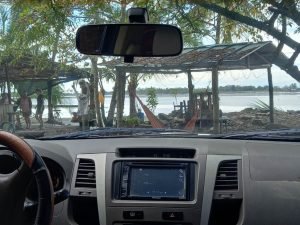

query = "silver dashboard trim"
[[200, 155, 241, 225], [77, 154, 107, 225]]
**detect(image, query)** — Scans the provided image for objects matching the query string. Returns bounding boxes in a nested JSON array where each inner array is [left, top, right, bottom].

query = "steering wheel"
[[0, 131, 54, 225]]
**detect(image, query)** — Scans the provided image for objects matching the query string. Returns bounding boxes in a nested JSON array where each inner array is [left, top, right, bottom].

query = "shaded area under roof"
[[102, 41, 299, 81], [0, 54, 90, 84]]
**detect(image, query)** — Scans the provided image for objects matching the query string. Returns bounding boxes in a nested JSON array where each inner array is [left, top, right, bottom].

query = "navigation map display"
[[129, 167, 187, 199]]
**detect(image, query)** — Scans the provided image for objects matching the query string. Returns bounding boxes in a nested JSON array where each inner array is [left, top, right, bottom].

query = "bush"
[[146, 87, 158, 112], [122, 117, 140, 128]]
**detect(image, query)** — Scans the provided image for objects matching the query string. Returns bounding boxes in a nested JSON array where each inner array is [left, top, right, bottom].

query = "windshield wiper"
[[213, 128, 300, 141], [39, 127, 194, 140]]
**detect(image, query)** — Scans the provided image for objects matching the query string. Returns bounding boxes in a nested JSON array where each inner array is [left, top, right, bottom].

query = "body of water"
[[33, 92, 300, 119]]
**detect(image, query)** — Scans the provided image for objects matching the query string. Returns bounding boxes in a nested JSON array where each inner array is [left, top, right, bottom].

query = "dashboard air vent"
[[215, 160, 238, 191], [75, 159, 96, 189], [118, 148, 195, 158]]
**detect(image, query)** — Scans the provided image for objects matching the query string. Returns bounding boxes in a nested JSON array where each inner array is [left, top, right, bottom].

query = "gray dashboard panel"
[[23, 138, 300, 225], [247, 142, 300, 181], [241, 142, 300, 225]]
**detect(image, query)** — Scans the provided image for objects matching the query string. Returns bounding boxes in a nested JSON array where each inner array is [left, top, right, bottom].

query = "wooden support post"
[[267, 67, 274, 124], [212, 67, 220, 133], [180, 102, 183, 117], [187, 70, 194, 115]]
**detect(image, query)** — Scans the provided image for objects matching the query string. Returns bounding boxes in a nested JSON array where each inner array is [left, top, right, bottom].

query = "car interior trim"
[[200, 155, 242, 225], [77, 153, 107, 225]]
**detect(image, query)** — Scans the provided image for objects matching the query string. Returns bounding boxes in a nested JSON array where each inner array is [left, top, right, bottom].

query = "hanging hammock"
[[135, 95, 165, 128], [184, 110, 199, 132]]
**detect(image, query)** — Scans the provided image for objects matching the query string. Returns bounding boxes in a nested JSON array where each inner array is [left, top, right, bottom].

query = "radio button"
[[123, 211, 144, 219]]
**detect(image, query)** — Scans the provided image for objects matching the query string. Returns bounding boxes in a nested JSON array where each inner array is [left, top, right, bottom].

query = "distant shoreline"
[[62, 91, 300, 98]]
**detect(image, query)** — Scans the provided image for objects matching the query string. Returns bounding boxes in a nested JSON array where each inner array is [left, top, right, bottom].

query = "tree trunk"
[[212, 68, 220, 133], [128, 73, 138, 117], [103, 1, 127, 127], [88, 76, 96, 121], [267, 67, 274, 124], [215, 14, 222, 44], [107, 85, 117, 126], [90, 56, 104, 127], [120, 0, 127, 23], [48, 26, 61, 121], [47, 80, 53, 122], [100, 93, 107, 125], [116, 69, 126, 127], [98, 76, 107, 125], [4, 64, 11, 104], [211, 14, 221, 133], [187, 70, 194, 116]]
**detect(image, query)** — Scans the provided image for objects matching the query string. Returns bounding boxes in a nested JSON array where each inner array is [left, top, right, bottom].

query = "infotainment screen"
[[129, 167, 186, 199]]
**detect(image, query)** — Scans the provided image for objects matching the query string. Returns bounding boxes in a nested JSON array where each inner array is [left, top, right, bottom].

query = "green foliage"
[[52, 84, 64, 107], [122, 116, 140, 128], [251, 99, 270, 111], [251, 99, 281, 112], [146, 87, 158, 112], [289, 83, 297, 90]]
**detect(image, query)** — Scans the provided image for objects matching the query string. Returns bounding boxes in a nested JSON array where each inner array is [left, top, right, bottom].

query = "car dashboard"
[[4, 137, 300, 225]]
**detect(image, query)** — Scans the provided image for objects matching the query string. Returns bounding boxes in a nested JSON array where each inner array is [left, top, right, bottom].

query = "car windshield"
[[0, 1, 299, 139]]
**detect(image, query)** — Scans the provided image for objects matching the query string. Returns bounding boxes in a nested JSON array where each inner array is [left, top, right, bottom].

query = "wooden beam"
[[212, 67, 220, 133], [267, 67, 274, 123], [187, 70, 194, 116]]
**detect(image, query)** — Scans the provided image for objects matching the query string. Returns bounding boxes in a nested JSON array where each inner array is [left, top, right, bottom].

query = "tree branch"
[[266, 11, 279, 27], [190, 1, 300, 81], [175, 1, 198, 33], [286, 49, 300, 70], [268, 1, 300, 26], [190, 1, 300, 51], [273, 16, 286, 61], [268, 7, 300, 26]]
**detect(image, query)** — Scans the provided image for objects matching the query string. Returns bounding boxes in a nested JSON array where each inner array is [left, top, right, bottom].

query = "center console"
[[104, 150, 206, 225], [70, 148, 207, 225]]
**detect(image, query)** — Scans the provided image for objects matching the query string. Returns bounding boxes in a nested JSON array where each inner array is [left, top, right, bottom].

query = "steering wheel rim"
[[0, 131, 54, 225]]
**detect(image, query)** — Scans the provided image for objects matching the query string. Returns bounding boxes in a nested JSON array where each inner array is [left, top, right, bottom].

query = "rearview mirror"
[[76, 24, 183, 57]]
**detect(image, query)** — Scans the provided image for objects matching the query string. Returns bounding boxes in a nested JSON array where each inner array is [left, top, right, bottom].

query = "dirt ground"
[[15, 117, 80, 138], [224, 108, 300, 133]]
